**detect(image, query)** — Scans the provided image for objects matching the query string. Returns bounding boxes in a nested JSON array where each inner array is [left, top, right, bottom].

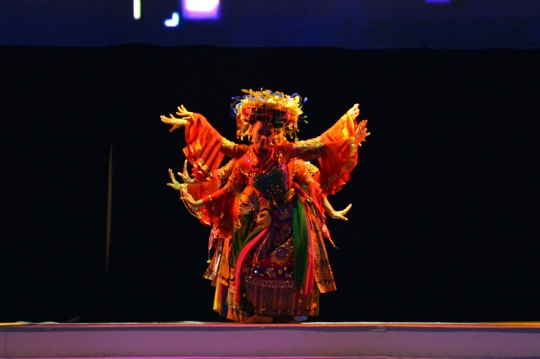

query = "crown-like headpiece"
[[230, 89, 307, 141]]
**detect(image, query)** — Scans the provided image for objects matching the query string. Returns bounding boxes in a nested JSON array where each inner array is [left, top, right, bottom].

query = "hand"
[[180, 189, 204, 209], [160, 105, 193, 132], [176, 104, 193, 118], [355, 119, 370, 146], [323, 196, 352, 221], [327, 203, 352, 221], [177, 160, 197, 184], [167, 168, 182, 191], [347, 103, 360, 121]]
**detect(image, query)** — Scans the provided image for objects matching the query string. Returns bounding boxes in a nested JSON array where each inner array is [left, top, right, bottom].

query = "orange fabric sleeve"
[[288, 113, 359, 195], [318, 113, 359, 195], [183, 113, 249, 181], [183, 113, 225, 182]]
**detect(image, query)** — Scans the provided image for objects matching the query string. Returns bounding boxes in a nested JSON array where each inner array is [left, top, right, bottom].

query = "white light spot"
[[133, 0, 141, 20], [164, 12, 180, 27]]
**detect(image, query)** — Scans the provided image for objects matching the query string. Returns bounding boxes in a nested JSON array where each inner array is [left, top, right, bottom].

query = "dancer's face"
[[251, 121, 275, 154]]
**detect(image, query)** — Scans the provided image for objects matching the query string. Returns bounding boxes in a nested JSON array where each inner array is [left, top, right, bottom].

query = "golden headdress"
[[231, 89, 307, 141]]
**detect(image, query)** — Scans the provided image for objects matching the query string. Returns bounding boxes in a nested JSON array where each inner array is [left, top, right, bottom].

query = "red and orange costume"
[[177, 90, 364, 321]]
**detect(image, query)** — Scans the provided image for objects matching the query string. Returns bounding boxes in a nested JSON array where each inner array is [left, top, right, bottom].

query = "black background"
[[1, 45, 539, 323]]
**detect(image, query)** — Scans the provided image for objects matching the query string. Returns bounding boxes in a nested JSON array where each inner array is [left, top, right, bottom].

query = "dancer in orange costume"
[[162, 89, 369, 322]]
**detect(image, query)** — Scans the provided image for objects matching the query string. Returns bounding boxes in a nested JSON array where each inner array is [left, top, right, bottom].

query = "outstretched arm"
[[283, 104, 363, 195], [289, 103, 368, 156]]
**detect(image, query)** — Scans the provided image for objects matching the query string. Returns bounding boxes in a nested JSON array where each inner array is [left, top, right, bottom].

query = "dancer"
[[161, 89, 369, 322]]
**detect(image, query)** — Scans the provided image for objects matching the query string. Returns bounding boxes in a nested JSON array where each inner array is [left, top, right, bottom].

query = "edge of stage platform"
[[2, 321, 540, 358]]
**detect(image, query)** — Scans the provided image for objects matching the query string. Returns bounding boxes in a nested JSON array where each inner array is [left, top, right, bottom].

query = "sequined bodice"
[[253, 164, 289, 200]]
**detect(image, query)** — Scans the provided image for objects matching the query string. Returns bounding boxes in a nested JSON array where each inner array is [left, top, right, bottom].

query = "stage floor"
[[2, 321, 540, 358]]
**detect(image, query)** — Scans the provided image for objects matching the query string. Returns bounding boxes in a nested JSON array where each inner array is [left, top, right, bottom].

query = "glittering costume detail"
[[241, 227, 320, 316], [305, 162, 319, 180], [221, 137, 236, 154], [253, 164, 289, 202], [245, 284, 320, 317], [217, 158, 236, 182], [231, 89, 307, 141], [223, 165, 245, 194], [271, 240, 294, 266], [296, 137, 323, 156], [221, 138, 248, 159]]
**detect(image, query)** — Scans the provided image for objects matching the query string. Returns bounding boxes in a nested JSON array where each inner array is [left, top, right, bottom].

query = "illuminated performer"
[[161, 89, 369, 323]]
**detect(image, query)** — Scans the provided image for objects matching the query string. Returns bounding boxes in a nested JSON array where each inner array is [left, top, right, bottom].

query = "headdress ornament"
[[230, 89, 307, 141]]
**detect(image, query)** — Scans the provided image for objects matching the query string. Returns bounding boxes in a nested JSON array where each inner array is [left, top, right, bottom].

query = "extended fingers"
[[341, 203, 353, 215], [355, 120, 370, 143], [356, 120, 367, 130], [177, 172, 189, 181], [335, 213, 348, 221], [332, 204, 352, 221], [176, 105, 192, 117], [331, 213, 347, 221]]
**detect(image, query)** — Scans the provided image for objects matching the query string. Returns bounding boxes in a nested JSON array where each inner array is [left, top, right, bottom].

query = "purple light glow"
[[182, 0, 220, 20], [426, 0, 451, 3]]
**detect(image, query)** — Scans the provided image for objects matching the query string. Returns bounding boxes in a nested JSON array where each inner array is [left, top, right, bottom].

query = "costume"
[[176, 89, 363, 321]]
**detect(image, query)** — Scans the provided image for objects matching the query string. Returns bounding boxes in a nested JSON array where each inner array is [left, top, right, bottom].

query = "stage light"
[[163, 12, 180, 27], [164, 12, 180, 27], [133, 0, 141, 20], [182, 0, 220, 20]]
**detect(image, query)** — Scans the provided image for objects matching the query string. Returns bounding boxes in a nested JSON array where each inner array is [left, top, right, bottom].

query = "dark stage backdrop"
[[1, 46, 539, 323]]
